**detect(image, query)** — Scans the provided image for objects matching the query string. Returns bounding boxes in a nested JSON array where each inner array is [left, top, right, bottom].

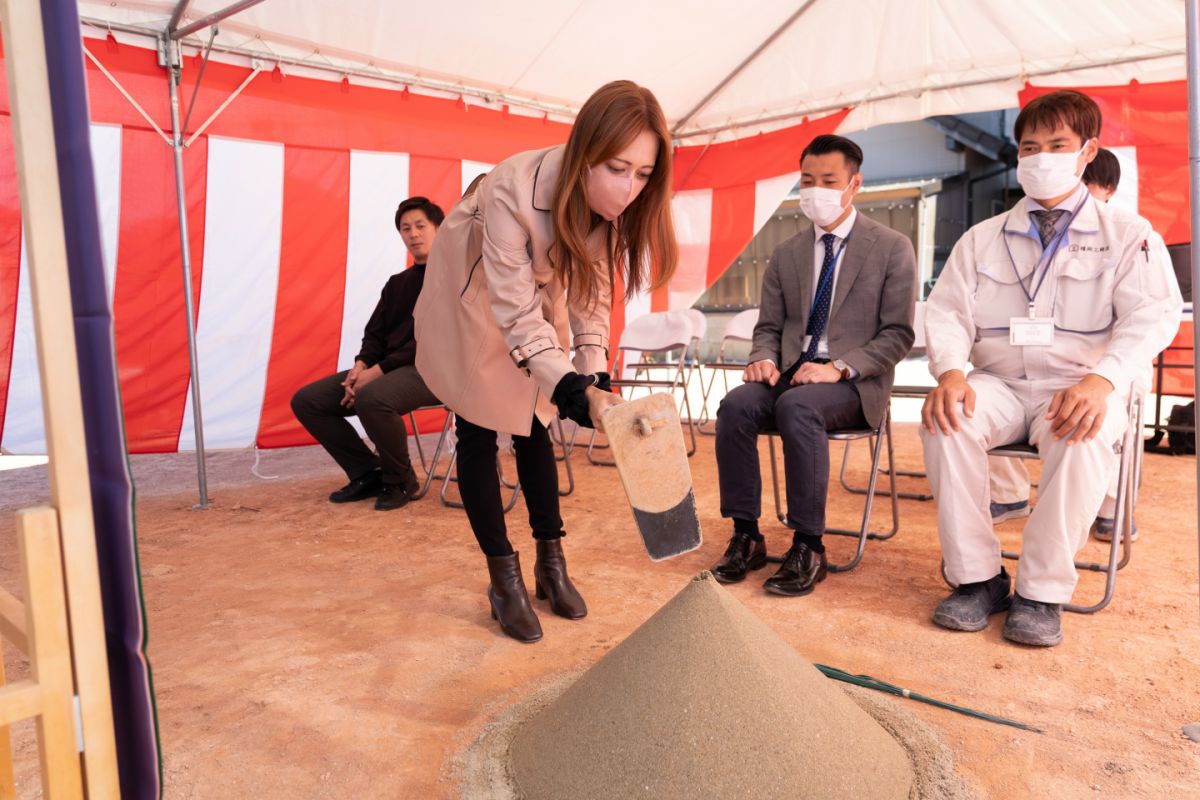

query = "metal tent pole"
[[164, 34, 209, 508], [1187, 0, 1200, 615]]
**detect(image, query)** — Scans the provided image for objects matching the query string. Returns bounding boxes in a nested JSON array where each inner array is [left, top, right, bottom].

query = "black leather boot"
[[486, 552, 543, 643], [534, 538, 587, 619]]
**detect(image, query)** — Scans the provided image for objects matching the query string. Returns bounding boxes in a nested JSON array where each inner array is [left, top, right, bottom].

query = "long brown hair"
[[551, 80, 678, 309]]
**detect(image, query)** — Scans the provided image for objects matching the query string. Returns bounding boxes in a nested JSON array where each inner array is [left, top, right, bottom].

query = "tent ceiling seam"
[[669, 0, 819, 135], [676, 47, 1186, 140], [80, 17, 582, 121]]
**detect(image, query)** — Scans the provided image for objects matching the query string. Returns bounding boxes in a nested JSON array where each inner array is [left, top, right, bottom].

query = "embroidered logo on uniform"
[[1068, 244, 1110, 252]]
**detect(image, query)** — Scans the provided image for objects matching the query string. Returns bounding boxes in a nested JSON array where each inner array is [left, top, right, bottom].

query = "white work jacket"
[[925, 184, 1182, 392]]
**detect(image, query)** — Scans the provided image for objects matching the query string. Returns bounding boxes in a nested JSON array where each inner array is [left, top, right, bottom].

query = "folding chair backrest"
[[685, 308, 708, 341], [723, 308, 759, 343], [619, 310, 694, 354]]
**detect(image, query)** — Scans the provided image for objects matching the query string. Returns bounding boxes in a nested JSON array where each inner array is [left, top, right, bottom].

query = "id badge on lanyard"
[[1004, 194, 1088, 347], [1010, 306, 1055, 346]]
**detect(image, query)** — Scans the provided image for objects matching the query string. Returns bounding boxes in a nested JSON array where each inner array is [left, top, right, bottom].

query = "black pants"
[[290, 366, 438, 486], [716, 380, 866, 536], [455, 415, 563, 558]]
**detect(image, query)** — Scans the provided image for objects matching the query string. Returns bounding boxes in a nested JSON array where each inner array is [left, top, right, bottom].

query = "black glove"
[[552, 372, 603, 428]]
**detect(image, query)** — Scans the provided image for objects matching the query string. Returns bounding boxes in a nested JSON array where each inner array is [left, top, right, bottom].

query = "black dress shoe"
[[374, 483, 412, 511], [763, 542, 827, 596], [328, 470, 382, 503], [712, 531, 768, 584]]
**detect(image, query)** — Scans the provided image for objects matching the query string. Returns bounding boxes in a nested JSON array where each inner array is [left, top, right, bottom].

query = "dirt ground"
[[2, 422, 1199, 798]]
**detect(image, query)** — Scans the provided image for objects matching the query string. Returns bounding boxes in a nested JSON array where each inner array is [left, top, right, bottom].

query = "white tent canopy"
[[80, 0, 1187, 140]]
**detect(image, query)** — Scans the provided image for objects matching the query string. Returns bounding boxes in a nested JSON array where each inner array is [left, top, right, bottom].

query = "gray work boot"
[[932, 567, 1012, 632], [1002, 593, 1063, 647], [1093, 516, 1138, 543], [990, 499, 1031, 523]]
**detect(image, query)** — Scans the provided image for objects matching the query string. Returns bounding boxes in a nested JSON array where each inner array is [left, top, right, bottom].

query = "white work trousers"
[[988, 452, 1120, 517], [921, 372, 1126, 604]]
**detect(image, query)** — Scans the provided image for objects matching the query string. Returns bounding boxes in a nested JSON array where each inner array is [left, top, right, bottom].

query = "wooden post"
[[0, 634, 13, 800], [0, 0, 121, 796], [19, 508, 85, 798]]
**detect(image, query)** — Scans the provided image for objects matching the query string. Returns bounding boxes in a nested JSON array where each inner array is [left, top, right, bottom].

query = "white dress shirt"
[[804, 207, 857, 359]]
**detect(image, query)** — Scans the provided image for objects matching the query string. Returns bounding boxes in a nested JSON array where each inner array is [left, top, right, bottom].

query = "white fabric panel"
[[619, 289, 653, 381], [1108, 146, 1139, 215], [461, 160, 494, 195], [338, 151, 410, 372], [177, 137, 284, 451], [89, 122, 122, 305], [754, 171, 801, 235], [668, 189, 712, 311], [1, 243, 45, 454]]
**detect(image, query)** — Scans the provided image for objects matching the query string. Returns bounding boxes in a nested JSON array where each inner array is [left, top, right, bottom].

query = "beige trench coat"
[[414, 145, 612, 436]]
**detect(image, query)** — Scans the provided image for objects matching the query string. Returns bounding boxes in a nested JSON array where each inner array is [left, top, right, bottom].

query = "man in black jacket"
[[291, 197, 444, 510]]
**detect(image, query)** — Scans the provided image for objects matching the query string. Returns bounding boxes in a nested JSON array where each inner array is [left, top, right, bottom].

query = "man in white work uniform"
[[921, 91, 1182, 647], [988, 148, 1182, 542]]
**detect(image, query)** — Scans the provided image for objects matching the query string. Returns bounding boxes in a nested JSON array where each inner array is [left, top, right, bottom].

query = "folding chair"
[[698, 308, 759, 431], [946, 391, 1144, 614], [762, 407, 899, 573], [588, 310, 698, 464], [839, 385, 935, 502], [407, 404, 455, 500]]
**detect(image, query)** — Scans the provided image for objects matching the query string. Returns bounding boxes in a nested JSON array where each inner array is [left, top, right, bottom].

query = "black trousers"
[[290, 366, 438, 486], [716, 380, 866, 536], [455, 415, 564, 558]]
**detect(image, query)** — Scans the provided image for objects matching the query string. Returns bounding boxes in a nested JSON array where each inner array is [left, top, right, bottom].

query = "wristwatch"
[[832, 359, 852, 381]]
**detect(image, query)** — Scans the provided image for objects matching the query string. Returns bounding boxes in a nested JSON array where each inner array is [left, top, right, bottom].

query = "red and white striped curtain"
[[0, 36, 845, 454]]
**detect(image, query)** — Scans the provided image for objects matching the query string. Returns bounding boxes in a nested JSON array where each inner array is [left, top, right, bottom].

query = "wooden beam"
[[0, 1, 120, 795], [0, 588, 28, 654]]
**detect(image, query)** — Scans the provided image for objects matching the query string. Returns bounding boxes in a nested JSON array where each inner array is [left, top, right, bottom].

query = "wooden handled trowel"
[[600, 393, 702, 561]]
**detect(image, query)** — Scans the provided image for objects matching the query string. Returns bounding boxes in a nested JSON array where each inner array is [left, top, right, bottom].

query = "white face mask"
[[798, 182, 853, 228], [1016, 148, 1087, 200]]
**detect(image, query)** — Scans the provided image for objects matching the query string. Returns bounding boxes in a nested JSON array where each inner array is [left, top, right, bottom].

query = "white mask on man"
[[1016, 147, 1088, 200], [797, 182, 854, 228]]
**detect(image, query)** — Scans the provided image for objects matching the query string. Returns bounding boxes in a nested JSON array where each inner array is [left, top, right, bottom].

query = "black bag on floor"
[[1167, 401, 1196, 455]]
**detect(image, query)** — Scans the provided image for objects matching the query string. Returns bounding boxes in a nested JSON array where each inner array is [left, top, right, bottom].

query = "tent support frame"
[[1186, 0, 1200, 614]]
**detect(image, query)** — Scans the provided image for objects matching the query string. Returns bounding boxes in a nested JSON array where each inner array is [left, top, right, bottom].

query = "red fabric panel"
[[112, 130, 208, 453], [1019, 81, 1189, 245], [0, 115, 19, 439], [706, 184, 756, 287], [1155, 321, 1195, 398], [673, 109, 851, 192], [6, 41, 573, 163], [256, 147, 350, 448], [408, 156, 463, 223]]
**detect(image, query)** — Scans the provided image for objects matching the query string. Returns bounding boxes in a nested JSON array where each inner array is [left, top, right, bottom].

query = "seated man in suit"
[[712, 134, 917, 596], [291, 196, 444, 511]]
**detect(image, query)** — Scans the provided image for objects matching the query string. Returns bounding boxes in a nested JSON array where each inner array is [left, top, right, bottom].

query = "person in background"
[[291, 197, 445, 511], [710, 134, 916, 597], [414, 81, 677, 643], [987, 147, 1179, 543], [922, 92, 1182, 647]]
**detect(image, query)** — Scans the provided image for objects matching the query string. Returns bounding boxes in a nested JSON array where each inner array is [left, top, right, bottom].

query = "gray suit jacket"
[[748, 213, 917, 428]]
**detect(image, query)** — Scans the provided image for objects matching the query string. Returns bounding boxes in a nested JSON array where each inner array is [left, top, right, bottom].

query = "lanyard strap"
[[809, 236, 850, 318], [1003, 192, 1091, 309]]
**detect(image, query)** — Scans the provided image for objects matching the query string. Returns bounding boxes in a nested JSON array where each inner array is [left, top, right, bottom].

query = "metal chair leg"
[[411, 412, 454, 500], [439, 450, 522, 513], [767, 413, 898, 573], [554, 418, 576, 497]]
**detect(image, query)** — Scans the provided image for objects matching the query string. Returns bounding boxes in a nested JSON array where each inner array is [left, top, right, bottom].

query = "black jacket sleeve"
[[355, 288, 390, 367]]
